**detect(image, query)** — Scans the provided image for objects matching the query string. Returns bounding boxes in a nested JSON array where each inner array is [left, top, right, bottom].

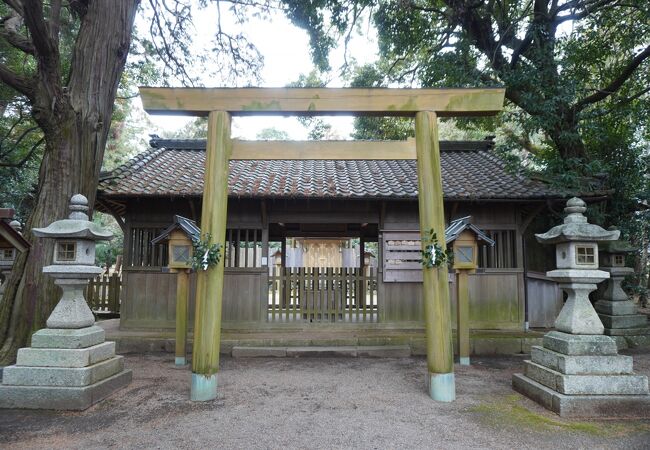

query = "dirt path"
[[1, 351, 650, 449]]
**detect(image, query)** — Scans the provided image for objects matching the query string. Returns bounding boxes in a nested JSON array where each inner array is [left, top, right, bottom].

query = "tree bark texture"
[[0, 0, 139, 364]]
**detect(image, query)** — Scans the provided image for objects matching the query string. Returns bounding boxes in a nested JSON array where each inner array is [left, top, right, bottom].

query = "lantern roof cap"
[[599, 228, 636, 253], [32, 194, 113, 241], [535, 197, 619, 244], [151, 215, 201, 245], [445, 216, 495, 246]]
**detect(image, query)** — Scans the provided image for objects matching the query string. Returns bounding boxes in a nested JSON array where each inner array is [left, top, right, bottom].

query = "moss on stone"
[[471, 394, 648, 436]]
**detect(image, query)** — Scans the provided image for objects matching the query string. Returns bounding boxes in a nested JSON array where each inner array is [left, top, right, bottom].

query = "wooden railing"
[[85, 273, 121, 315], [268, 267, 378, 323]]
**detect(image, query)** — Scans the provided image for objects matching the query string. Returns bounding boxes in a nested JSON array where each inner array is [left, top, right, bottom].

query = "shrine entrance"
[[138, 87, 505, 403]]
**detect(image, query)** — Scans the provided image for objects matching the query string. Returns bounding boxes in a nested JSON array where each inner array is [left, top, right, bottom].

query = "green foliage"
[[420, 229, 452, 269], [287, 70, 337, 139], [256, 127, 290, 140], [92, 213, 124, 269], [190, 233, 223, 272]]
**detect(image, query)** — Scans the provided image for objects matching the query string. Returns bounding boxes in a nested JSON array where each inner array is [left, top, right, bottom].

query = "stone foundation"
[[0, 326, 131, 410], [513, 331, 650, 417]]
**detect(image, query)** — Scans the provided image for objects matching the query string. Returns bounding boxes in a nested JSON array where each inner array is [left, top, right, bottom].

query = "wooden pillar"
[[456, 270, 470, 365], [175, 269, 190, 366], [191, 110, 231, 401], [415, 110, 455, 401], [358, 237, 365, 307]]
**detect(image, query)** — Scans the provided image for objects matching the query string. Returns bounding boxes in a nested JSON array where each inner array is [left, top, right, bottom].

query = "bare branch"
[[573, 44, 650, 111]]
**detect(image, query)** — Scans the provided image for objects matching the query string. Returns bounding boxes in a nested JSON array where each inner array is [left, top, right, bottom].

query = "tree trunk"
[[0, 0, 139, 364]]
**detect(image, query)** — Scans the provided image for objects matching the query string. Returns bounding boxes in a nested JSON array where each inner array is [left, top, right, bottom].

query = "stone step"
[[598, 313, 648, 330], [0, 369, 132, 410], [543, 331, 617, 356], [531, 346, 633, 375], [513, 373, 650, 418], [523, 360, 649, 395], [16, 341, 115, 368], [605, 327, 650, 337], [594, 300, 638, 316], [232, 345, 411, 358], [31, 326, 105, 349], [2, 356, 124, 387]]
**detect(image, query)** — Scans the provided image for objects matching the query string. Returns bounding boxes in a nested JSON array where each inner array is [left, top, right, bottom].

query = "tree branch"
[[0, 136, 43, 167], [0, 62, 34, 98], [573, 44, 650, 111], [0, 11, 34, 54], [20, 0, 59, 73], [48, 0, 62, 46]]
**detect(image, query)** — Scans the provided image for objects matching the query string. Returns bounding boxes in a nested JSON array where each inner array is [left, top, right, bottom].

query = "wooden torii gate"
[[139, 87, 506, 402]]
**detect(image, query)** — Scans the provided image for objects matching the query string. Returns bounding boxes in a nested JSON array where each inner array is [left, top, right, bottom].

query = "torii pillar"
[[138, 87, 505, 402]]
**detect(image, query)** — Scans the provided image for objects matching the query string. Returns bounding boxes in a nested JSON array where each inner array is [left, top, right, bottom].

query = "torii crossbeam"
[[139, 87, 506, 402]]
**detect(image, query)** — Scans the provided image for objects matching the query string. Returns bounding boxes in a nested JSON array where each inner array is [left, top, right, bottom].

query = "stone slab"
[[605, 327, 650, 336], [31, 326, 105, 349], [3, 356, 123, 387], [543, 331, 617, 356], [356, 346, 411, 358], [524, 361, 648, 395], [472, 338, 522, 355], [0, 369, 132, 410], [16, 342, 115, 368], [594, 300, 638, 316], [286, 346, 358, 357], [530, 346, 633, 375], [625, 335, 650, 348], [513, 373, 650, 418], [232, 347, 287, 358], [598, 313, 648, 329]]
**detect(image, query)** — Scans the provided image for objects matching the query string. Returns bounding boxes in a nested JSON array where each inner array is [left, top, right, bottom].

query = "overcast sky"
[[139, 6, 378, 140]]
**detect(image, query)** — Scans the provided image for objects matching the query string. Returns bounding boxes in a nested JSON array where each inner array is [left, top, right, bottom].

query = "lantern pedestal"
[[512, 198, 650, 417], [595, 267, 650, 338], [0, 194, 132, 410]]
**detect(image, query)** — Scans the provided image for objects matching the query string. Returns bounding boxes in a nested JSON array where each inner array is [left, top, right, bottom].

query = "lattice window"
[[57, 242, 76, 261], [225, 228, 263, 268], [477, 230, 518, 269], [127, 227, 168, 267], [576, 246, 595, 265]]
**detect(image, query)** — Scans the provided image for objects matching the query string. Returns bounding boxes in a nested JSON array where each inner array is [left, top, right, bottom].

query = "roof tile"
[[98, 139, 557, 200]]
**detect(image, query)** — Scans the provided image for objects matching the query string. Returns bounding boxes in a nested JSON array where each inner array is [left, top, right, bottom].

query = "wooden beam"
[[191, 110, 231, 401], [456, 270, 470, 366], [415, 110, 455, 402], [174, 269, 189, 366], [139, 87, 505, 117], [231, 139, 416, 160]]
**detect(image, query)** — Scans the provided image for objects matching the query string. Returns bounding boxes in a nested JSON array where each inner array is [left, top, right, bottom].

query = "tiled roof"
[[98, 138, 558, 201]]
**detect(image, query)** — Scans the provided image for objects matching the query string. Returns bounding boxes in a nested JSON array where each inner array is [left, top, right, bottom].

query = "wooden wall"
[[120, 268, 267, 329], [379, 271, 525, 330], [117, 197, 558, 331]]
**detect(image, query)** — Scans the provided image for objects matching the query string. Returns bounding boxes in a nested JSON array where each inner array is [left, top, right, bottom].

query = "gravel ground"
[[1, 350, 650, 449]]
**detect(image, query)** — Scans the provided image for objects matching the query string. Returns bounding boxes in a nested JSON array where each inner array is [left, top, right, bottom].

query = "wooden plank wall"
[[120, 268, 266, 329], [380, 271, 524, 330], [526, 271, 563, 328]]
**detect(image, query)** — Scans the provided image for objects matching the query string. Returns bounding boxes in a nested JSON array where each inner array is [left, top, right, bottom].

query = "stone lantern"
[[595, 234, 649, 339], [513, 197, 650, 417], [0, 194, 132, 410]]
